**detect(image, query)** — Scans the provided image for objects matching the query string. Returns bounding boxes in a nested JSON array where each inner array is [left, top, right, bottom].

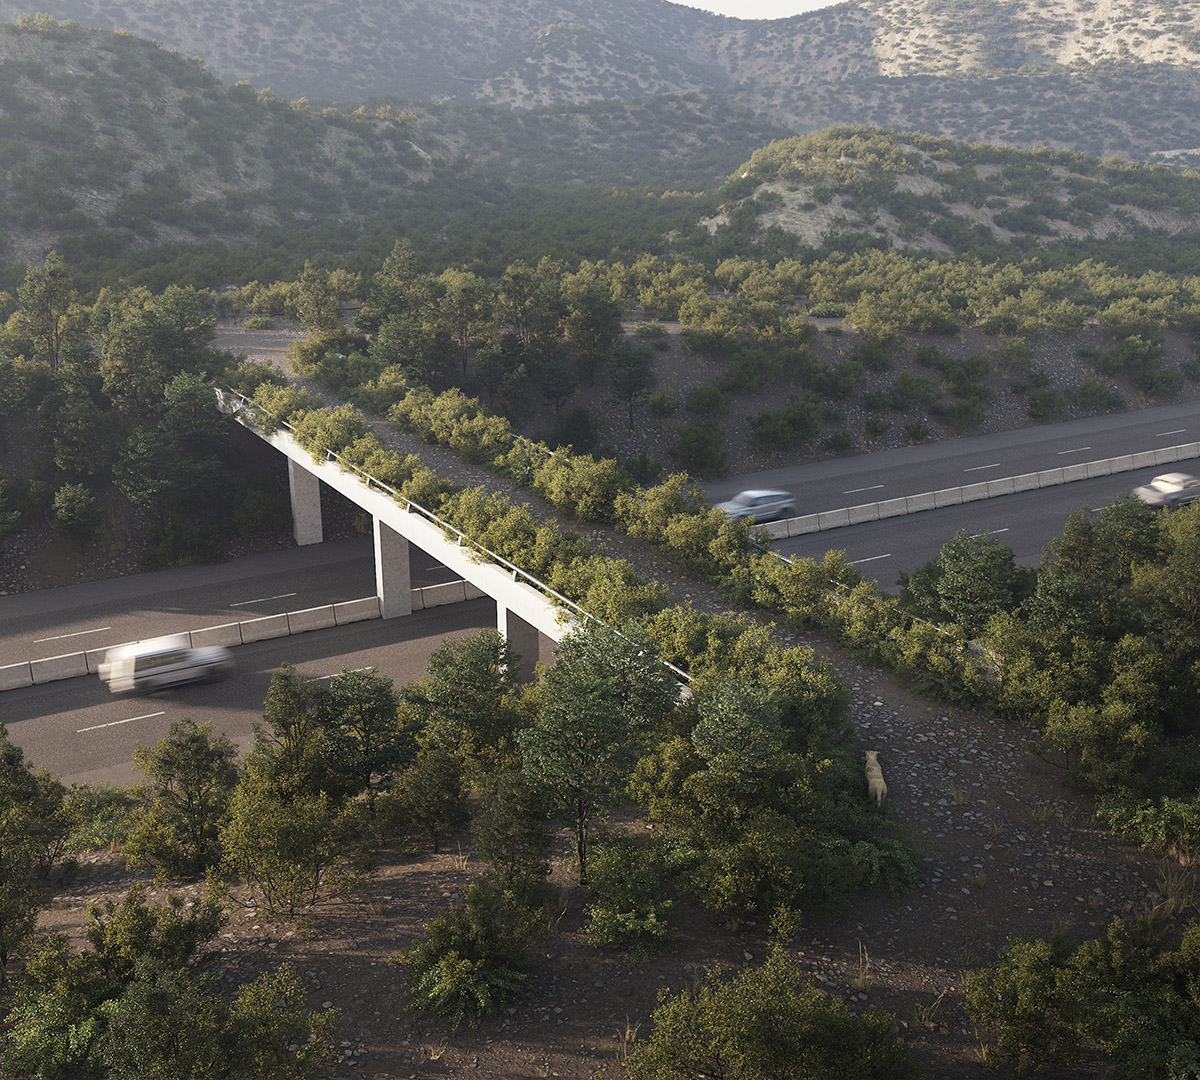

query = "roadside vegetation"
[[8, 15, 1200, 1072]]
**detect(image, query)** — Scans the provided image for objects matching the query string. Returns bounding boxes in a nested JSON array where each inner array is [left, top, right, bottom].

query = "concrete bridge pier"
[[288, 459, 324, 546], [499, 606, 542, 683], [374, 517, 412, 619]]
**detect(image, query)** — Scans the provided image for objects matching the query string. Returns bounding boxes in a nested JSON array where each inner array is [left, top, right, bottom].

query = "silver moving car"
[[97, 634, 234, 694], [714, 489, 796, 522], [1132, 472, 1200, 509]]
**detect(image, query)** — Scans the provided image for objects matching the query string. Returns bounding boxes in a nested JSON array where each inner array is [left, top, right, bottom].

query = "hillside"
[[7, 0, 1200, 162], [0, 19, 443, 268], [710, 127, 1200, 256]]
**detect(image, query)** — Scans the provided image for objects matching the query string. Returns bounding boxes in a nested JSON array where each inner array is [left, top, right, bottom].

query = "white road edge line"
[[230, 591, 298, 607], [34, 626, 112, 643], [850, 553, 892, 564], [78, 711, 164, 733]]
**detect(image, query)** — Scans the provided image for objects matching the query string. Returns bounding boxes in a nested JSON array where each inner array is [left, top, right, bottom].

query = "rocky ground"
[[6, 321, 1189, 1078]]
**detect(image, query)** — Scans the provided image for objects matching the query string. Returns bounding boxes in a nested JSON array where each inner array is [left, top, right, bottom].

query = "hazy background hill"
[[7, 0, 1200, 162]]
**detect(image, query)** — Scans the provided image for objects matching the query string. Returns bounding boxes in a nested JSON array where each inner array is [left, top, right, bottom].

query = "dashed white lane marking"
[[78, 711, 164, 733], [968, 528, 1011, 539], [34, 626, 111, 643], [1056, 446, 1092, 455], [963, 463, 1001, 472], [319, 666, 375, 680], [1157, 429, 1187, 437], [843, 484, 884, 494], [230, 592, 298, 607], [850, 553, 892, 564]]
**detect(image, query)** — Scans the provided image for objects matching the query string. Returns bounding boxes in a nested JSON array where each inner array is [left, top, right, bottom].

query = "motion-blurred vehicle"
[[98, 634, 233, 694], [1132, 472, 1200, 509], [714, 489, 796, 522]]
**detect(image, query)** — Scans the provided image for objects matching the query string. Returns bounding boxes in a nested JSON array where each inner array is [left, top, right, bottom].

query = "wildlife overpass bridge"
[[217, 389, 574, 681]]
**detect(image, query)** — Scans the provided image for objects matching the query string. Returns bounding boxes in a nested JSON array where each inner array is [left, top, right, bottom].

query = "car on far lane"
[[714, 489, 796, 523], [1132, 472, 1200, 508]]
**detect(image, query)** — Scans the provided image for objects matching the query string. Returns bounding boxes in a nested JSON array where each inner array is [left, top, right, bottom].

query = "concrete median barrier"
[[191, 622, 244, 648], [286, 605, 337, 634], [0, 663, 33, 691], [238, 613, 290, 643], [31, 652, 89, 684], [334, 597, 380, 624], [847, 503, 879, 525], [416, 581, 468, 609]]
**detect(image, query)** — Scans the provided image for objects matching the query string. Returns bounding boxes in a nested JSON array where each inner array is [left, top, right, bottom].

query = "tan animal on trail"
[[864, 750, 887, 806]]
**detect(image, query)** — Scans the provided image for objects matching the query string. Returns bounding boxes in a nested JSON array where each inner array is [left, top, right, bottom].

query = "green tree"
[[608, 339, 657, 428], [49, 391, 116, 483], [220, 770, 354, 918], [112, 427, 193, 524], [161, 371, 228, 456], [15, 251, 75, 371], [900, 529, 1025, 634], [125, 720, 239, 879], [519, 623, 678, 884], [400, 745, 469, 854], [324, 667, 413, 814], [562, 272, 621, 385], [471, 770, 553, 894], [0, 727, 65, 984], [409, 630, 525, 784], [626, 946, 918, 1080], [437, 268, 492, 375], [248, 664, 337, 798], [50, 483, 101, 552], [294, 261, 344, 333]]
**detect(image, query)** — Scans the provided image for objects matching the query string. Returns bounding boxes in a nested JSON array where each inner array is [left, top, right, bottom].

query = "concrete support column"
[[288, 459, 324, 546], [374, 517, 412, 619], [499, 606, 541, 683]]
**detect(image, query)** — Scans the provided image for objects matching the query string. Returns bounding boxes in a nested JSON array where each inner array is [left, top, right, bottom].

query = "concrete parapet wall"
[[0, 663, 33, 691], [847, 503, 879, 525], [31, 652, 89, 684]]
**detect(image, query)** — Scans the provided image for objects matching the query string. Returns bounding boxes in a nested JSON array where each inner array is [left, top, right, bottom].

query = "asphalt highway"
[[0, 536, 459, 667], [710, 399, 1200, 516], [2, 597, 495, 787], [774, 463, 1172, 591]]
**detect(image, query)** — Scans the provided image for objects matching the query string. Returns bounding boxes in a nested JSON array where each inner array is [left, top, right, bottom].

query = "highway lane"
[[0, 536, 460, 667], [710, 400, 1200, 515], [2, 597, 496, 787], [773, 464, 1168, 591]]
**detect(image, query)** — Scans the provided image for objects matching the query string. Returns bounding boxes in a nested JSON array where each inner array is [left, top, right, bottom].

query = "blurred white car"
[[714, 489, 796, 522], [1132, 472, 1200, 509], [98, 635, 233, 694]]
